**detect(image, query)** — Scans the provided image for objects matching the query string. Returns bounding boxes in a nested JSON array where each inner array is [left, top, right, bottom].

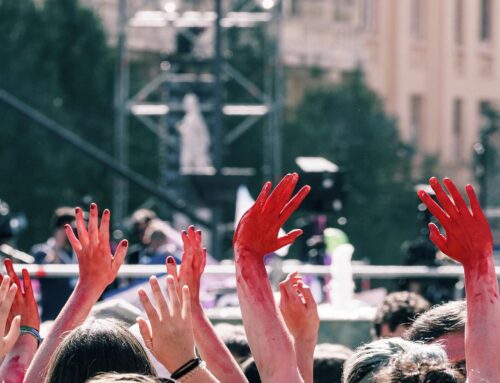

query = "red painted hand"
[[418, 177, 492, 266], [2, 260, 40, 330], [65, 204, 128, 291], [233, 173, 310, 258], [279, 272, 319, 344], [164, 226, 206, 304]]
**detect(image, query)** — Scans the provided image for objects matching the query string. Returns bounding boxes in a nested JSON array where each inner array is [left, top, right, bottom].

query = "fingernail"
[[167, 256, 174, 264], [103, 209, 110, 216], [90, 203, 96, 210], [64, 224, 71, 230], [75, 207, 81, 214], [122, 240, 128, 247]]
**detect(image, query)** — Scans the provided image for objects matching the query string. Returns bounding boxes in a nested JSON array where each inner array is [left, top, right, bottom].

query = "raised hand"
[[65, 203, 128, 290], [279, 272, 319, 343], [418, 177, 500, 382], [3, 260, 40, 331], [137, 276, 195, 373], [417, 177, 492, 265], [0, 276, 20, 360], [233, 173, 310, 258]]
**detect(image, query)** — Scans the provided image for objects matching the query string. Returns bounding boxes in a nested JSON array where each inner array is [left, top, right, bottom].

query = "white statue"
[[177, 93, 213, 171]]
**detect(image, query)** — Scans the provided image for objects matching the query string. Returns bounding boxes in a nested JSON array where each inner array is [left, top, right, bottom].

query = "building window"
[[480, 0, 492, 42], [455, 0, 464, 45], [361, 0, 377, 32], [410, 0, 424, 39], [410, 95, 424, 147], [453, 99, 464, 161]]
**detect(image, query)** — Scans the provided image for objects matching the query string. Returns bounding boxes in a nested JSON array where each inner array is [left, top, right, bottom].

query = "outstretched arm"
[[24, 204, 128, 383], [279, 272, 319, 383], [166, 226, 247, 383], [418, 177, 500, 382], [137, 277, 219, 383], [0, 262, 40, 382], [233, 173, 310, 383]]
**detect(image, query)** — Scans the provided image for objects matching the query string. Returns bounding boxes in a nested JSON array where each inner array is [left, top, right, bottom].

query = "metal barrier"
[[6, 263, 476, 279]]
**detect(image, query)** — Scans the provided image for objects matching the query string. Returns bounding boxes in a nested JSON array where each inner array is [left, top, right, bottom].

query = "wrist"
[[75, 280, 105, 300], [161, 350, 197, 373], [20, 326, 43, 346]]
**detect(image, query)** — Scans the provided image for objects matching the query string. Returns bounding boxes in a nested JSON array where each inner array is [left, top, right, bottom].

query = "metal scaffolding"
[[114, 0, 283, 256]]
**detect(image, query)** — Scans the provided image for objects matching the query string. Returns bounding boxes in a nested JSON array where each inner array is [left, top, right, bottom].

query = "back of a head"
[[314, 343, 353, 383], [85, 373, 161, 383], [373, 291, 430, 338], [45, 319, 156, 383], [241, 357, 261, 383], [405, 300, 466, 343], [214, 323, 251, 364], [373, 345, 465, 383]]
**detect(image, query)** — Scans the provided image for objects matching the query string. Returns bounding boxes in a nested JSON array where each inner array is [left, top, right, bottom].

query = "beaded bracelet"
[[20, 326, 43, 346], [170, 357, 203, 380]]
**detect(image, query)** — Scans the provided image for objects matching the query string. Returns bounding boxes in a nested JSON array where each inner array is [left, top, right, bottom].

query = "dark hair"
[[45, 319, 156, 383], [373, 291, 430, 338], [314, 343, 353, 383], [405, 300, 466, 343], [214, 323, 251, 364], [241, 357, 261, 383], [85, 373, 161, 383], [52, 207, 76, 230], [374, 353, 465, 383]]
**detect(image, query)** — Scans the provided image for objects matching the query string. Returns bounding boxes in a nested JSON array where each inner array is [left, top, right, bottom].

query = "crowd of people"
[[0, 173, 498, 382]]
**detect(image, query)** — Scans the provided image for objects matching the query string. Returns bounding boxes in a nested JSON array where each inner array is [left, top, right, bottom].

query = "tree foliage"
[[284, 69, 416, 264]]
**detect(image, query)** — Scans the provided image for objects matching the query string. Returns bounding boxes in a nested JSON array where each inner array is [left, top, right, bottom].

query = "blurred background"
[[1, 0, 500, 344]]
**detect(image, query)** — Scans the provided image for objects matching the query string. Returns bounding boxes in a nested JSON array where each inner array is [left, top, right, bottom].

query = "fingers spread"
[[75, 207, 89, 248], [4, 259, 21, 291], [466, 184, 487, 221], [99, 209, 111, 248], [166, 276, 180, 316], [255, 182, 272, 211], [65, 224, 82, 254], [138, 289, 160, 326], [137, 317, 153, 349], [429, 177, 459, 217], [150, 277, 169, 319], [279, 185, 311, 225], [428, 223, 448, 254], [443, 178, 470, 215], [112, 240, 128, 273], [265, 173, 297, 214], [276, 229, 303, 250], [88, 203, 99, 245], [181, 285, 191, 320], [418, 190, 450, 227]]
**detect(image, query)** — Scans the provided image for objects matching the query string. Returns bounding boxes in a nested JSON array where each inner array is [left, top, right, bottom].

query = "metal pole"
[[113, 0, 130, 222], [0, 87, 210, 227], [212, 0, 224, 259], [272, 0, 284, 183]]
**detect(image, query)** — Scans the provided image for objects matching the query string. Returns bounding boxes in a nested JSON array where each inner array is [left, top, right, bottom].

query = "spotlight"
[[261, 0, 275, 10], [163, 1, 177, 13]]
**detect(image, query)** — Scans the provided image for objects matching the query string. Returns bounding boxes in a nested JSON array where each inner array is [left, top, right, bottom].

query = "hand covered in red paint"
[[2, 260, 40, 330], [65, 204, 128, 292], [279, 272, 319, 344], [166, 226, 206, 305], [137, 276, 196, 372], [418, 177, 492, 266], [0, 276, 21, 359], [233, 173, 310, 258]]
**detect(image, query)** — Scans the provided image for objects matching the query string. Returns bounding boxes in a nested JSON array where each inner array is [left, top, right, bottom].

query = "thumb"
[[4, 315, 20, 351]]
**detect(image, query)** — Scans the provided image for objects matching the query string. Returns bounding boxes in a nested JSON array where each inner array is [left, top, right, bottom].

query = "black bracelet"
[[170, 357, 203, 380]]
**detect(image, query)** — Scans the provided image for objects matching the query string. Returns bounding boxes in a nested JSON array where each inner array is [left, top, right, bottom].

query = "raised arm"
[[233, 173, 310, 383], [24, 204, 128, 383], [137, 277, 219, 382], [164, 226, 247, 383], [279, 272, 319, 383], [0, 262, 40, 383], [418, 177, 500, 382]]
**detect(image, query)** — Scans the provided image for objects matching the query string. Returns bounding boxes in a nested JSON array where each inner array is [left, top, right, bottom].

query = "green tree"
[[284, 68, 415, 264]]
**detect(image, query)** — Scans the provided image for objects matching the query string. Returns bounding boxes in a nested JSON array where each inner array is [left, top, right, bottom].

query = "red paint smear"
[[4, 356, 25, 383], [35, 267, 47, 278]]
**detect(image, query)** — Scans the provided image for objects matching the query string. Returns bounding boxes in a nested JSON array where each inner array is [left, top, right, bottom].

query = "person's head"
[[51, 207, 76, 249], [314, 343, 353, 383], [143, 220, 169, 252], [45, 319, 156, 383], [343, 337, 426, 383], [130, 209, 157, 244], [373, 291, 430, 338], [214, 323, 251, 364], [241, 357, 260, 383], [405, 300, 466, 367], [373, 343, 465, 383], [85, 373, 162, 383]]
